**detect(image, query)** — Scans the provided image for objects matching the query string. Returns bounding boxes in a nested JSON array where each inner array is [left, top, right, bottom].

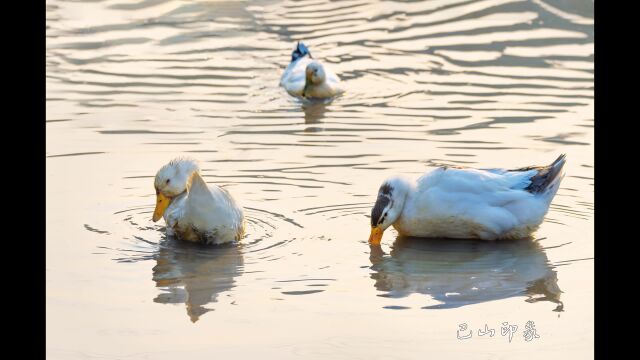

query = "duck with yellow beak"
[[152, 157, 245, 245], [369, 155, 567, 245]]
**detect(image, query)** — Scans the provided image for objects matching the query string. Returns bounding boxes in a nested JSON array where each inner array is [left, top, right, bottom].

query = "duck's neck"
[[165, 188, 188, 220], [303, 80, 321, 97], [376, 176, 411, 230], [184, 170, 197, 193], [387, 179, 410, 225], [303, 81, 332, 99]]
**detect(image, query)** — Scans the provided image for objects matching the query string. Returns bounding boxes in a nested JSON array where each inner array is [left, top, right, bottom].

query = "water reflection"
[[369, 237, 562, 311], [302, 101, 328, 124], [152, 239, 243, 322]]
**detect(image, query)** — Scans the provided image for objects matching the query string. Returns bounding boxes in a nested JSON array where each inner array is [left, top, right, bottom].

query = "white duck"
[[152, 157, 245, 245], [280, 42, 343, 99], [368, 155, 566, 244]]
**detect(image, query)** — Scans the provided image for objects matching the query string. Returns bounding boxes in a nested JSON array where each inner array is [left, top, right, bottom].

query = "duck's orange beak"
[[368, 226, 384, 245], [152, 192, 170, 222]]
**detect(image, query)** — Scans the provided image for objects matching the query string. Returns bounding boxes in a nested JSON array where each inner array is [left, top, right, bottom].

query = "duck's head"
[[369, 176, 411, 245], [305, 62, 326, 85], [152, 157, 199, 222]]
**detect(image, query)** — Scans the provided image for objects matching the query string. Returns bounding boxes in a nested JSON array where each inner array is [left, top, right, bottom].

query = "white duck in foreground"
[[280, 42, 343, 99], [368, 155, 567, 244], [152, 158, 245, 245]]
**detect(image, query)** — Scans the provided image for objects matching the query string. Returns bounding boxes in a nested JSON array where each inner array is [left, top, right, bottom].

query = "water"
[[46, 0, 593, 358]]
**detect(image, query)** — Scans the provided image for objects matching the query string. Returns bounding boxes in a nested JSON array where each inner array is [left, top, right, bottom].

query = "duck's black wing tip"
[[516, 154, 567, 194], [291, 41, 312, 62]]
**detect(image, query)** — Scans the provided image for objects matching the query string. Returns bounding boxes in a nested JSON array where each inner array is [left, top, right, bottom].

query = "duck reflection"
[[369, 237, 562, 311], [152, 239, 243, 322], [302, 101, 328, 124]]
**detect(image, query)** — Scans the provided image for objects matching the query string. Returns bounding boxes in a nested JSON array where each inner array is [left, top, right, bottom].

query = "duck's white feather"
[[185, 172, 244, 240], [397, 170, 544, 239], [381, 157, 565, 240], [160, 164, 245, 245], [280, 55, 342, 98]]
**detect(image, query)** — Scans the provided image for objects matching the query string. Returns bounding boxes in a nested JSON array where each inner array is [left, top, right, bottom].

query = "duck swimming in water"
[[368, 155, 567, 244], [280, 42, 343, 99], [152, 157, 245, 245]]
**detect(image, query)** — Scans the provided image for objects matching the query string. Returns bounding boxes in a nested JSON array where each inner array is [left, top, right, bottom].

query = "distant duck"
[[280, 42, 343, 99], [368, 155, 567, 244], [152, 157, 245, 245]]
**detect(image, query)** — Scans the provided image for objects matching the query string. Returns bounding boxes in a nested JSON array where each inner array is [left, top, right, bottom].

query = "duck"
[[368, 155, 567, 244], [152, 157, 245, 245], [279, 42, 343, 99]]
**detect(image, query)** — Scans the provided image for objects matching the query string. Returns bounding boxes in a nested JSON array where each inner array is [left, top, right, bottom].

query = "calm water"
[[46, 0, 593, 359]]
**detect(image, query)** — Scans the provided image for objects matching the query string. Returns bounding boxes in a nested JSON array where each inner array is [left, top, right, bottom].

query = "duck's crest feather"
[[166, 156, 200, 172]]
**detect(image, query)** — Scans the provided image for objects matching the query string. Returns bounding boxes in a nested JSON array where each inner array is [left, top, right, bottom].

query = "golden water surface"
[[46, 0, 593, 358]]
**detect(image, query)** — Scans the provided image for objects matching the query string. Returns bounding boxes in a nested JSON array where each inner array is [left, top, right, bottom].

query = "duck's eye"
[[378, 212, 387, 225]]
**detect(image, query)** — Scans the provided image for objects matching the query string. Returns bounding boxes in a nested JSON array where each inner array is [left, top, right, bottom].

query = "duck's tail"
[[291, 41, 312, 62], [525, 154, 567, 195]]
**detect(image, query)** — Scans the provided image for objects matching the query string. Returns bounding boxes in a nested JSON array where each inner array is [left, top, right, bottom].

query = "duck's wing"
[[416, 166, 536, 196], [417, 155, 567, 199], [413, 156, 566, 235], [280, 56, 312, 93], [325, 65, 341, 83], [183, 172, 220, 231], [184, 172, 244, 232], [325, 68, 343, 94], [510, 154, 566, 194], [481, 154, 566, 194]]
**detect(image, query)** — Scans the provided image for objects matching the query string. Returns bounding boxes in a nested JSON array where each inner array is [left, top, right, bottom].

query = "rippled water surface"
[[47, 0, 593, 358]]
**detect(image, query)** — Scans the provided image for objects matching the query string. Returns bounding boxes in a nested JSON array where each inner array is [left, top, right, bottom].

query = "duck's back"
[[179, 173, 245, 244], [395, 157, 565, 240]]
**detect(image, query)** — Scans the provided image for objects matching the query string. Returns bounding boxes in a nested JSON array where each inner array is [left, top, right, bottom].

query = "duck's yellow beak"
[[152, 193, 170, 222], [369, 226, 384, 245]]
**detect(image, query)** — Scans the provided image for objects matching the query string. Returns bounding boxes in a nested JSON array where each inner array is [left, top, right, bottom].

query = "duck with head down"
[[280, 42, 343, 99], [152, 157, 245, 245], [369, 155, 567, 244]]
